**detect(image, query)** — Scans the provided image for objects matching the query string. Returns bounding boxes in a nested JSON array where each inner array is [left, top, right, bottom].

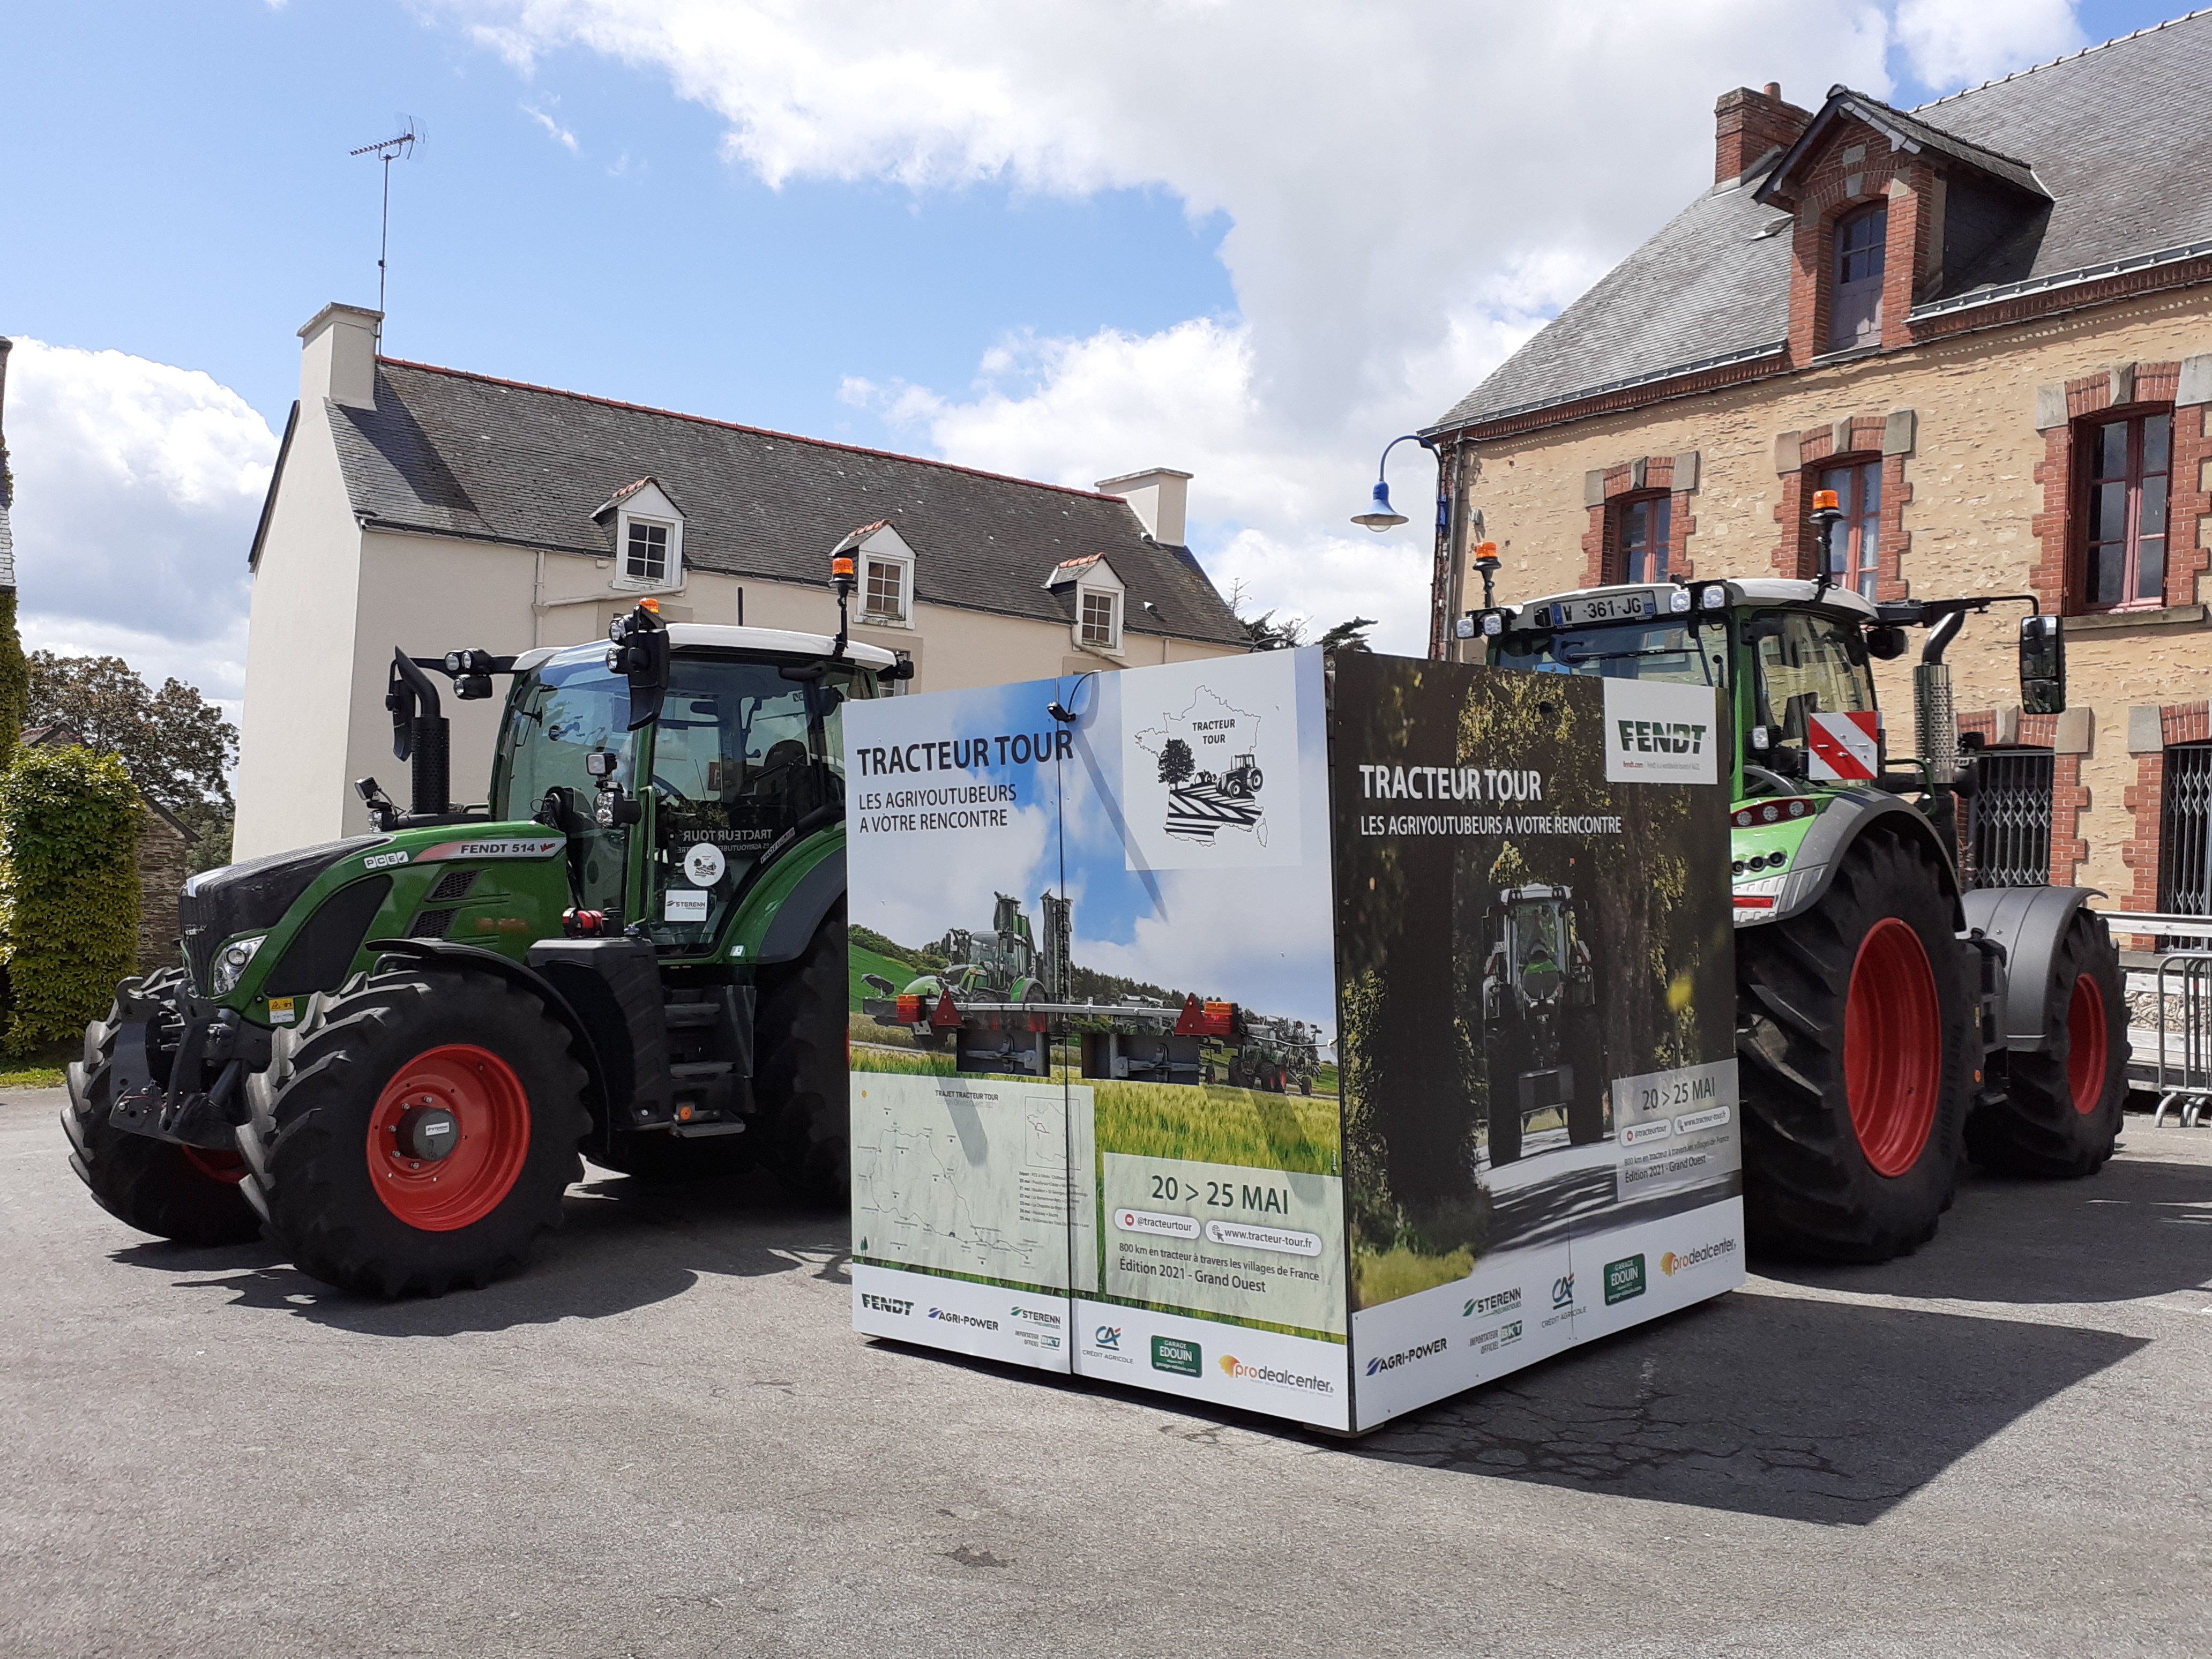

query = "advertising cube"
[[846, 647, 1743, 1432]]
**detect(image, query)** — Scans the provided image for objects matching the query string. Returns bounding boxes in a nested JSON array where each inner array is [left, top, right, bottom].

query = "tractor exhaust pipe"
[[1915, 610, 1963, 789], [386, 651, 451, 818]]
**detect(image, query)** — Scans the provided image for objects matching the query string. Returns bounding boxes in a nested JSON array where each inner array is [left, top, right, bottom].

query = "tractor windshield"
[[1746, 610, 1877, 749], [1496, 617, 1726, 686], [491, 649, 636, 918]]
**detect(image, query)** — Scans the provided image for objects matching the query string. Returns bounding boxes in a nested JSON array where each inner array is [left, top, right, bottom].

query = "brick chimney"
[[1715, 83, 1813, 184]]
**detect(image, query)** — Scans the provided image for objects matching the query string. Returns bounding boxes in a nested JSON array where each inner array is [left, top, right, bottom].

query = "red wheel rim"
[[183, 1146, 247, 1184], [1845, 917, 1942, 1178], [365, 1045, 531, 1231], [2065, 973, 2109, 1116]]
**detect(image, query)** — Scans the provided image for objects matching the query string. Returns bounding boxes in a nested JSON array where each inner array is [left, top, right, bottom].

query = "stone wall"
[[136, 809, 190, 975], [1443, 283, 2212, 902]]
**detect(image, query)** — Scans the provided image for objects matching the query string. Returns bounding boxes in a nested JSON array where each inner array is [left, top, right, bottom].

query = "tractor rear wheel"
[[258, 966, 590, 1297], [1966, 910, 2128, 1177], [1485, 1011, 1528, 1167], [1736, 829, 1974, 1261], [754, 901, 849, 1207], [63, 976, 262, 1248]]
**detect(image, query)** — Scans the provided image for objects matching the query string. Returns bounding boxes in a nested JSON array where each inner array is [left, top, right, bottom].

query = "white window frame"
[[610, 491, 685, 594], [861, 549, 915, 627], [1078, 584, 1121, 652]]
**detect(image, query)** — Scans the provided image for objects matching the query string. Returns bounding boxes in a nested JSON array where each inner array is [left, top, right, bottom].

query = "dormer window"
[[1829, 204, 1886, 351], [1081, 588, 1118, 648], [595, 477, 685, 593], [626, 520, 670, 585], [839, 520, 916, 628], [864, 555, 907, 623]]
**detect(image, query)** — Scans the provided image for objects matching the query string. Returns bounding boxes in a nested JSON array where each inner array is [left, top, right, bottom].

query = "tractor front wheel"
[[1736, 829, 1974, 1261], [63, 976, 262, 1248], [754, 901, 850, 1206], [1966, 910, 2128, 1177], [258, 967, 590, 1297]]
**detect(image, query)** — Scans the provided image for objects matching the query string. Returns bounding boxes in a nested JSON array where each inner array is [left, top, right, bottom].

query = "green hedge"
[[0, 746, 141, 1056], [0, 589, 26, 771]]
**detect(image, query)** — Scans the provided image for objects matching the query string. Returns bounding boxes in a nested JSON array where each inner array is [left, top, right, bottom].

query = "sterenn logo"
[[1615, 719, 1706, 756]]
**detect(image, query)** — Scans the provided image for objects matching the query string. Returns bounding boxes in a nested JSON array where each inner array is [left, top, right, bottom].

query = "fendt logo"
[[1364, 1338, 1448, 1377], [860, 1294, 914, 1316], [1614, 719, 1706, 756], [1463, 1287, 1521, 1318], [1661, 1237, 1739, 1276], [1551, 1273, 1576, 1309]]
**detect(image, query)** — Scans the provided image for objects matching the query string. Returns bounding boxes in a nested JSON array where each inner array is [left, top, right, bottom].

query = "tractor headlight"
[[1668, 587, 1692, 614], [1700, 585, 1727, 610], [1482, 612, 1504, 637], [208, 934, 266, 996]]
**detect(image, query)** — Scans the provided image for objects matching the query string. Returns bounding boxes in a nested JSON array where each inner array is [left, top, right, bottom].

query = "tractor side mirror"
[[2019, 615, 2066, 714], [608, 604, 671, 731], [1864, 625, 1909, 661]]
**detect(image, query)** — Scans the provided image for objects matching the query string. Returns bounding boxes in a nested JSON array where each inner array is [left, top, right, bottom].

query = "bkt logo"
[[1551, 1273, 1576, 1309], [1615, 719, 1706, 755], [1094, 1326, 1122, 1350], [1364, 1337, 1448, 1377], [1463, 1287, 1522, 1318], [861, 1294, 913, 1316]]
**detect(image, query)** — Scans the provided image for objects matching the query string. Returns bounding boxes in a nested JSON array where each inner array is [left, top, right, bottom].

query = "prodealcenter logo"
[[1661, 1237, 1739, 1276]]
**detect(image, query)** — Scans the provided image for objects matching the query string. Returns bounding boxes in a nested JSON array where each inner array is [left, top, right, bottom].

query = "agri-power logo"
[[860, 1294, 914, 1316], [1603, 1254, 1647, 1305], [1364, 1338, 1448, 1377], [1602, 681, 1718, 784], [1661, 1237, 1739, 1276], [1217, 1354, 1338, 1396], [928, 1308, 1000, 1331]]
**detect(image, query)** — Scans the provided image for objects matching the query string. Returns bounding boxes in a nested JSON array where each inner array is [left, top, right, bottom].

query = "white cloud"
[[1894, 0, 2084, 92], [4, 339, 275, 705], [523, 98, 580, 151], [440, 1, 1937, 647]]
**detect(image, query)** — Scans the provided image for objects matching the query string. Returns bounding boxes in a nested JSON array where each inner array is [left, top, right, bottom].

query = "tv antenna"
[[349, 119, 420, 327]]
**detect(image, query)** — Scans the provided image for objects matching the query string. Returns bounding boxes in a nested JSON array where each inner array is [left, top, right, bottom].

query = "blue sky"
[[0, 1, 2187, 718]]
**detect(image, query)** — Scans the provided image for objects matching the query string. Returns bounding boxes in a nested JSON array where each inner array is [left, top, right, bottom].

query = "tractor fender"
[[362, 937, 610, 1102], [1958, 885, 2103, 1055], [1763, 790, 1966, 931], [752, 845, 846, 965]]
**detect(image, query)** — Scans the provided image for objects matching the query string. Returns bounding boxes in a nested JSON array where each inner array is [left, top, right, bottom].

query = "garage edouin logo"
[[1602, 681, 1718, 785], [1603, 1254, 1647, 1305]]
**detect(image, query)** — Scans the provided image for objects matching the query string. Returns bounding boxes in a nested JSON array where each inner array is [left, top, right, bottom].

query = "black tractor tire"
[[63, 975, 262, 1248], [1485, 1010, 1528, 1167], [1737, 828, 1975, 1262], [754, 901, 850, 1207], [257, 966, 591, 1297], [1966, 910, 2129, 1177]]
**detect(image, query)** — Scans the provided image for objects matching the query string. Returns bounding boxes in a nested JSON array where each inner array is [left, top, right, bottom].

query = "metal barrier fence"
[[2096, 909, 2211, 1127]]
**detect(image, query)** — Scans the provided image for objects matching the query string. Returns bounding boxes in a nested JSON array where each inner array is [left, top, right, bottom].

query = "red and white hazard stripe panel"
[[1806, 711, 1880, 782]]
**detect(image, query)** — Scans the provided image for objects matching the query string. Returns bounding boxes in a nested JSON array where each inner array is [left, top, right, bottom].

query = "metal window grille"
[[1967, 748, 2054, 888], [2162, 742, 2212, 916]]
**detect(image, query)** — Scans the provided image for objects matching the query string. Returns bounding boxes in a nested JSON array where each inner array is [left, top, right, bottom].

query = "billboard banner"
[[846, 647, 1740, 1433]]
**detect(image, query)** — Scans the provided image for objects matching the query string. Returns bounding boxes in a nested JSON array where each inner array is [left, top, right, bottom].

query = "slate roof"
[[317, 359, 1245, 649], [1431, 10, 2212, 432]]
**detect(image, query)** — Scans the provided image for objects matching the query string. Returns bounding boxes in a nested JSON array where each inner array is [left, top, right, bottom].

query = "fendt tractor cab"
[[1479, 883, 1603, 1167], [64, 546, 908, 1296], [1462, 493, 2127, 1261]]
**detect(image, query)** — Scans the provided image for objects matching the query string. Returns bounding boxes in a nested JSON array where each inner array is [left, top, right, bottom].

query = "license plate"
[[1549, 590, 1656, 626]]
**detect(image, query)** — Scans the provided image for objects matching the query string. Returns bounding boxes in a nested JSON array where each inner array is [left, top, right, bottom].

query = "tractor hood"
[[176, 836, 383, 992]]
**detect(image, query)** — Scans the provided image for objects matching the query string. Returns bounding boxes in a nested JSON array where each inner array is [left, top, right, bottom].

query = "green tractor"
[[860, 890, 1053, 1050], [1478, 881, 1605, 1167], [64, 553, 907, 1296], [1462, 510, 2127, 1261]]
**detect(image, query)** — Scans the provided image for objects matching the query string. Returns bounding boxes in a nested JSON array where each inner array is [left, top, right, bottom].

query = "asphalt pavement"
[[4, 1086, 2208, 1658]]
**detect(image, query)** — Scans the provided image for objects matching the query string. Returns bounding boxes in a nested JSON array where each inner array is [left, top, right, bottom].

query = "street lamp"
[[1350, 434, 1431, 531]]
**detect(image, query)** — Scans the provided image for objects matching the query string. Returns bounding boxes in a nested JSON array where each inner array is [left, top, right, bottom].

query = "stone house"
[[235, 304, 1247, 861], [1422, 13, 2212, 920]]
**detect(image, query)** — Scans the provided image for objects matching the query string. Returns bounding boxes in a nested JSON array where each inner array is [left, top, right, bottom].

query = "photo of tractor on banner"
[[843, 646, 1741, 1433]]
